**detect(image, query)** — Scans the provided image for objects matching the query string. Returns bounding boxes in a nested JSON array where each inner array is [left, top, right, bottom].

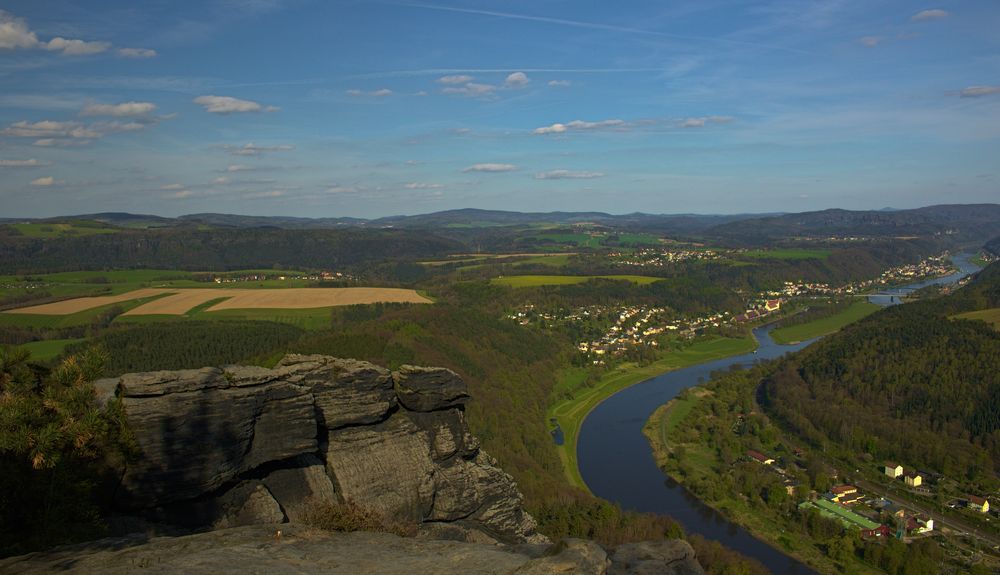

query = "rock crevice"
[[101, 354, 544, 544]]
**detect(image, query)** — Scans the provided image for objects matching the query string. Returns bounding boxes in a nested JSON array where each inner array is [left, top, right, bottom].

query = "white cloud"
[[45, 37, 110, 56], [30, 176, 62, 187], [534, 119, 625, 134], [0, 10, 115, 56], [161, 183, 185, 190], [959, 86, 1000, 98], [167, 189, 193, 199], [859, 36, 882, 47], [81, 101, 157, 117], [224, 143, 294, 156], [404, 182, 444, 189], [0, 158, 47, 167], [535, 170, 604, 180], [212, 176, 231, 185], [912, 9, 948, 21], [2, 120, 92, 139], [567, 119, 626, 130], [504, 72, 530, 88], [442, 82, 497, 97], [226, 164, 255, 172], [548, 80, 572, 87], [681, 116, 734, 128], [0, 10, 39, 49], [194, 95, 279, 114], [326, 185, 359, 194], [247, 190, 286, 198], [346, 88, 393, 97], [437, 75, 473, 85], [118, 47, 157, 58], [33, 138, 91, 147], [463, 163, 517, 173], [534, 123, 567, 135]]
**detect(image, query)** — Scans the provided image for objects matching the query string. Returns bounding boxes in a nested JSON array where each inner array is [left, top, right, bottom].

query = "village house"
[[968, 495, 990, 513], [829, 484, 864, 505], [903, 471, 922, 488], [746, 450, 775, 465], [883, 462, 903, 478]]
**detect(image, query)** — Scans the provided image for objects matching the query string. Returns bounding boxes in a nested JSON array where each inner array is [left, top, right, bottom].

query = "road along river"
[[576, 253, 983, 573]]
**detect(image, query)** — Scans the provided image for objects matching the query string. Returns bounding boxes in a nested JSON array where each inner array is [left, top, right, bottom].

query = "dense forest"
[[762, 262, 1000, 486], [0, 226, 462, 274]]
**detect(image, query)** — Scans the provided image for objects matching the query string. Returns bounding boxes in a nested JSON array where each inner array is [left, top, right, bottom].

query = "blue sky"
[[0, 0, 998, 218]]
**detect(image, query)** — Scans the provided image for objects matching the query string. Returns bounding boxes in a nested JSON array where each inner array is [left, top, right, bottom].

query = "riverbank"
[[644, 382, 880, 575], [769, 301, 879, 345], [548, 335, 758, 491]]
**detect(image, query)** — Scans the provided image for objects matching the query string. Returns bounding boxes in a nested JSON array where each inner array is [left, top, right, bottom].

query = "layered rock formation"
[[0, 523, 705, 574], [99, 355, 544, 544]]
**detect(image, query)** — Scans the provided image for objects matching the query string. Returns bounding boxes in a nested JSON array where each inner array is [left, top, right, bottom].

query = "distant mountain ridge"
[[6, 204, 999, 244], [709, 204, 1000, 244]]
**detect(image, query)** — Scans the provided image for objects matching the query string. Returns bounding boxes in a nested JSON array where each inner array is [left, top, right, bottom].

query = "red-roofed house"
[[968, 495, 990, 513], [747, 450, 775, 465]]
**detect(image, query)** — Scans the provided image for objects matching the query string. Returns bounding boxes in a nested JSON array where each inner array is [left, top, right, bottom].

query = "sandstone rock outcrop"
[[0, 523, 706, 575], [99, 355, 544, 544]]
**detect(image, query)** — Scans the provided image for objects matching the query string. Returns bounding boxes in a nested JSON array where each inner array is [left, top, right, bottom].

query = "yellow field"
[[205, 288, 431, 311], [5, 287, 432, 316], [120, 290, 229, 316], [2, 288, 172, 315]]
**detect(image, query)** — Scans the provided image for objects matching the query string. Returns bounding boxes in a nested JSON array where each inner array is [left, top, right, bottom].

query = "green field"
[[7, 221, 119, 238], [527, 233, 603, 248], [16, 338, 87, 361], [0, 268, 315, 305], [612, 233, 662, 247], [740, 248, 833, 260], [493, 274, 661, 287], [770, 301, 880, 344], [954, 307, 1000, 330], [548, 335, 757, 490]]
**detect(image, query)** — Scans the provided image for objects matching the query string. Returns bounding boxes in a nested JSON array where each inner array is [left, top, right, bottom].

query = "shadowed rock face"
[[100, 355, 545, 545]]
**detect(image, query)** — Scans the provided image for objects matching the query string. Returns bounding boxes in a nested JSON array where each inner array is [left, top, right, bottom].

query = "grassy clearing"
[[770, 301, 879, 344], [548, 336, 757, 491], [493, 275, 661, 287], [8, 221, 119, 238], [612, 233, 662, 247], [16, 338, 87, 361], [741, 248, 833, 260], [953, 307, 1000, 330], [528, 233, 604, 248], [200, 307, 333, 330], [515, 254, 572, 267]]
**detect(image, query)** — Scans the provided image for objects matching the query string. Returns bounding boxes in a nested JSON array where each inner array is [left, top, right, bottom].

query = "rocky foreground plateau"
[[1, 355, 704, 574]]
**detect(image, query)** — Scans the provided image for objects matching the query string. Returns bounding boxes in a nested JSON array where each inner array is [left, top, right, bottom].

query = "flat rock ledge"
[[0, 524, 704, 575]]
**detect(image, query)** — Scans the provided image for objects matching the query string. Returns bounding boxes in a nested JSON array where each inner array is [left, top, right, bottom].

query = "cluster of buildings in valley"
[[506, 303, 733, 362], [763, 254, 956, 298], [608, 248, 722, 267], [747, 449, 996, 544], [203, 271, 355, 284]]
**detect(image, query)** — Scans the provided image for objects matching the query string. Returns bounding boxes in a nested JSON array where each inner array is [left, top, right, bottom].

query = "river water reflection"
[[576, 253, 982, 574]]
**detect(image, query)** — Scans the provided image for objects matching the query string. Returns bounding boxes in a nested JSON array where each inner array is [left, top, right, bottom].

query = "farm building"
[[800, 499, 889, 538], [746, 450, 775, 465]]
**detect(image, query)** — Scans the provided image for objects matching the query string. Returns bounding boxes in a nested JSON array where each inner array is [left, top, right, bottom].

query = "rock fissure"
[[99, 354, 545, 545]]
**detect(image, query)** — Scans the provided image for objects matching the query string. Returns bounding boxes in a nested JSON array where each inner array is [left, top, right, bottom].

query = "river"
[[576, 253, 982, 574]]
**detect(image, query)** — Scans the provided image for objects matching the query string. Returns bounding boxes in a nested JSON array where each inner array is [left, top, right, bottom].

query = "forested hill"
[[0, 227, 462, 274], [709, 204, 1000, 244], [762, 262, 1000, 486]]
